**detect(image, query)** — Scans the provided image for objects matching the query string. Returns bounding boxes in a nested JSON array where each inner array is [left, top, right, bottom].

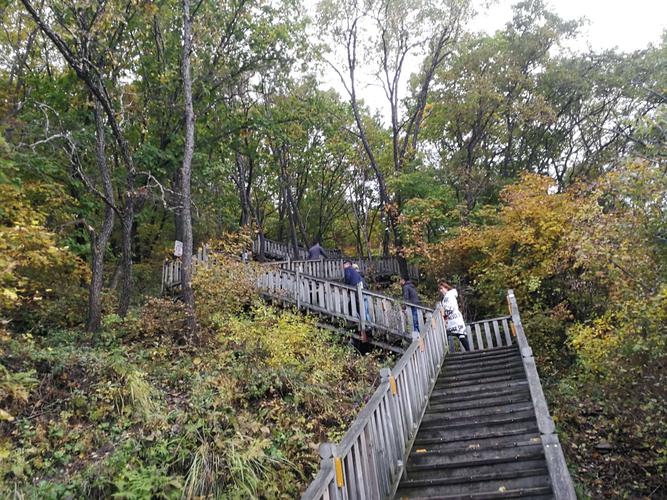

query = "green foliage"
[[0, 152, 89, 332], [193, 254, 261, 327], [0, 298, 381, 498], [412, 160, 666, 496]]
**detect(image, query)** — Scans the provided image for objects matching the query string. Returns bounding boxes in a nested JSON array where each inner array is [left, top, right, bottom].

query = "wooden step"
[[441, 358, 524, 377], [398, 465, 549, 489], [418, 408, 536, 431], [430, 379, 529, 399], [444, 351, 520, 368], [434, 370, 526, 390], [429, 383, 530, 405], [409, 435, 543, 456], [415, 421, 540, 443], [399, 470, 551, 497], [446, 346, 519, 363], [436, 366, 526, 385], [427, 390, 532, 413], [407, 442, 545, 468], [395, 482, 552, 499], [404, 456, 549, 482], [423, 401, 535, 422]]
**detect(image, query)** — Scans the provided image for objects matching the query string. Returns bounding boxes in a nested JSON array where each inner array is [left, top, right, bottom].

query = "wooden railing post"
[[380, 367, 402, 481], [357, 282, 366, 333], [295, 267, 301, 308], [318, 443, 343, 500]]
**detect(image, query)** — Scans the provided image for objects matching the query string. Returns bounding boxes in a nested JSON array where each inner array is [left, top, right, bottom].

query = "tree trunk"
[[287, 191, 300, 258], [87, 101, 115, 332], [180, 0, 196, 332], [117, 213, 134, 317], [236, 152, 251, 226]]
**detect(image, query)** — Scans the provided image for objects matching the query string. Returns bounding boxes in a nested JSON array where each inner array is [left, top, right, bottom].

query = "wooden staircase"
[[158, 238, 574, 498], [395, 345, 553, 499]]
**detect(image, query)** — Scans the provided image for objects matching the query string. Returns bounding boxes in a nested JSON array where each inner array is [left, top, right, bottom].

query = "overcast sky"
[[475, 0, 665, 52], [312, 0, 666, 119]]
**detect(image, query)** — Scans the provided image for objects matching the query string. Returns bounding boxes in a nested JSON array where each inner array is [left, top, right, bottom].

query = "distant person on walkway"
[[439, 281, 470, 351], [343, 260, 371, 331], [400, 278, 421, 332], [308, 241, 328, 260]]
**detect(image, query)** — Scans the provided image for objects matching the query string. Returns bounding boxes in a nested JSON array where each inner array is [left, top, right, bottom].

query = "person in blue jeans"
[[400, 278, 421, 332], [343, 260, 371, 327]]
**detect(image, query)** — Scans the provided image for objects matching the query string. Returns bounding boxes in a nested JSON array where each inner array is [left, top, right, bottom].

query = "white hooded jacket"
[[441, 289, 466, 333]]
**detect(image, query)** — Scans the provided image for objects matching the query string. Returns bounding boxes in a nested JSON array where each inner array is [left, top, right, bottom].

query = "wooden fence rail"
[[301, 306, 448, 500], [161, 240, 419, 292], [257, 265, 512, 353], [280, 258, 419, 282], [253, 236, 343, 261], [160, 245, 209, 294], [507, 289, 576, 499]]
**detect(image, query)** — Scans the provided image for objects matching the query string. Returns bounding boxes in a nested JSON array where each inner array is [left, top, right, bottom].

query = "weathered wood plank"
[[493, 320, 503, 347], [474, 323, 484, 351], [483, 321, 493, 348]]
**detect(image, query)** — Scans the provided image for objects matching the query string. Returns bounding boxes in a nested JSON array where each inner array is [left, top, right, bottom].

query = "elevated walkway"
[[161, 237, 418, 292], [158, 238, 574, 498]]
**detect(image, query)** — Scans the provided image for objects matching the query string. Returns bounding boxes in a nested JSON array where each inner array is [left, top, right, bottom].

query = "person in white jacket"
[[439, 281, 470, 351]]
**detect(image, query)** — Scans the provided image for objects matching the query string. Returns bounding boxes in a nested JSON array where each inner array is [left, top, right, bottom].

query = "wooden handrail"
[[299, 293, 575, 498], [301, 306, 449, 499], [253, 236, 343, 261], [507, 289, 576, 499], [162, 238, 419, 291]]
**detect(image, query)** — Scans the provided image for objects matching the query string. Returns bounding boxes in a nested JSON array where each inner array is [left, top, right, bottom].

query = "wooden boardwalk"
[[161, 238, 419, 292], [158, 239, 574, 498]]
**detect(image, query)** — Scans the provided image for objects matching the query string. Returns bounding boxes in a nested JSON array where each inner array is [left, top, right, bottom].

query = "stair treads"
[[423, 401, 535, 421], [427, 391, 532, 413], [409, 434, 542, 455], [417, 409, 536, 431], [441, 358, 524, 377], [399, 464, 548, 487], [436, 367, 526, 385], [407, 442, 544, 468], [430, 379, 529, 399], [396, 472, 552, 498], [414, 421, 540, 444], [446, 345, 519, 361]]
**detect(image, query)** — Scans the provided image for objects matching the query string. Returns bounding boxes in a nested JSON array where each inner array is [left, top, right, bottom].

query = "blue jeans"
[[411, 307, 420, 332], [363, 296, 371, 323], [349, 294, 371, 323]]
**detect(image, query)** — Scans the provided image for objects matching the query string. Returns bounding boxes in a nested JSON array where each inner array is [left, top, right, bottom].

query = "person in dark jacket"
[[400, 278, 421, 332], [343, 260, 371, 326], [307, 241, 328, 260]]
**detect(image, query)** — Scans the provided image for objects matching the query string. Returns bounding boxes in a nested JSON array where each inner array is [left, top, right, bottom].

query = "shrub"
[[0, 182, 89, 332], [193, 257, 261, 326]]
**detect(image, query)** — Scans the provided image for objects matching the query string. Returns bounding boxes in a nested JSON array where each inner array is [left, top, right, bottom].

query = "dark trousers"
[[447, 331, 470, 352]]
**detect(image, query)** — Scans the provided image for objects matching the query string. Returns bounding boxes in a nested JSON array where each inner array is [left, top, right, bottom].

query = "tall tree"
[[180, 0, 196, 329], [318, 0, 470, 276], [19, 0, 142, 316]]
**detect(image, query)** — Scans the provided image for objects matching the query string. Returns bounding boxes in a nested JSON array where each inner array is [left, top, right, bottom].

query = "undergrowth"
[[0, 300, 383, 498]]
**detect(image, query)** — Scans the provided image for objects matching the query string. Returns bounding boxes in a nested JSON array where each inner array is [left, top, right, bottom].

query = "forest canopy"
[[0, 0, 665, 497]]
